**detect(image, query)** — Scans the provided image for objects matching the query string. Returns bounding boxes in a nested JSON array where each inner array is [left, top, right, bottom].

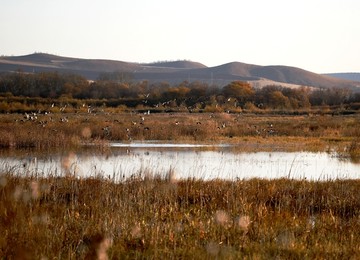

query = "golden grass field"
[[0, 112, 359, 152], [1, 112, 360, 258], [1, 174, 360, 259]]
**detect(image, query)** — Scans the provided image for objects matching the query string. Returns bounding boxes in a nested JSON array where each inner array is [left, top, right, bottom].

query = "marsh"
[[1, 142, 359, 181]]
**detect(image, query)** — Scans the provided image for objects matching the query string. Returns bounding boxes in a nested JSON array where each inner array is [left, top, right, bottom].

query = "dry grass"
[[1, 172, 360, 259], [0, 112, 360, 154], [1, 112, 360, 258]]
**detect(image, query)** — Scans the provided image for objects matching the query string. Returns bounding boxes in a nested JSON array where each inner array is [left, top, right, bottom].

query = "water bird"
[[60, 117, 68, 123], [125, 128, 131, 140], [39, 120, 47, 127], [60, 105, 67, 112], [24, 112, 30, 120], [102, 126, 111, 136]]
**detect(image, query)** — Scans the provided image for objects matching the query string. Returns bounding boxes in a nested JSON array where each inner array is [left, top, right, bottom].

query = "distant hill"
[[169, 62, 360, 88], [3, 53, 76, 63], [0, 53, 359, 90], [249, 65, 357, 88], [0, 53, 141, 79], [324, 73, 360, 82], [143, 60, 207, 69]]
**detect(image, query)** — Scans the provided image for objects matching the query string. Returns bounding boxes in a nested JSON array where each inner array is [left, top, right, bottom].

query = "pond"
[[0, 142, 359, 181]]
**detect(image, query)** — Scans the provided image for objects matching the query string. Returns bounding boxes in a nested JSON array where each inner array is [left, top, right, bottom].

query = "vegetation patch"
[[1, 173, 359, 258], [1, 113, 360, 157]]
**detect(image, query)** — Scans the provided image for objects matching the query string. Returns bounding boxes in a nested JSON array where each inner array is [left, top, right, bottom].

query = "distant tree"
[[281, 87, 311, 109], [327, 88, 352, 106], [187, 82, 208, 98], [269, 90, 290, 109], [0, 71, 90, 98], [148, 82, 170, 100], [255, 85, 285, 109], [85, 81, 130, 99], [161, 86, 190, 101], [222, 81, 254, 106], [309, 87, 351, 106], [131, 81, 149, 98], [349, 91, 360, 103], [309, 88, 326, 106]]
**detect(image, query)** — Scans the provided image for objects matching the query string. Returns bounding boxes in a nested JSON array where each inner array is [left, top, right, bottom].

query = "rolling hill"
[[324, 73, 360, 82], [0, 53, 359, 89]]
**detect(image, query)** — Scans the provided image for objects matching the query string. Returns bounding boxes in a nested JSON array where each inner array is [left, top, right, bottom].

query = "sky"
[[1, 0, 360, 73]]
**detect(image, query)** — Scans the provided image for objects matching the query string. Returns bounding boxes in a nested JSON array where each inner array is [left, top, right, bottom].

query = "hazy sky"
[[1, 0, 359, 73]]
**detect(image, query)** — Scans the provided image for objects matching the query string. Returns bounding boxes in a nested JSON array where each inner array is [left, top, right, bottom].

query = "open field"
[[1, 173, 360, 259]]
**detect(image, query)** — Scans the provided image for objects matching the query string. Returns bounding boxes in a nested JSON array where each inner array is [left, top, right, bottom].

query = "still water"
[[1, 142, 359, 181]]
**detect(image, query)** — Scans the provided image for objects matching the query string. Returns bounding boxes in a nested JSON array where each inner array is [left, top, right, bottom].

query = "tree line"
[[1, 71, 360, 112]]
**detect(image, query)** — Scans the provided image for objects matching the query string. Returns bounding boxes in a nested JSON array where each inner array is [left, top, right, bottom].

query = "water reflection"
[[0, 143, 359, 181]]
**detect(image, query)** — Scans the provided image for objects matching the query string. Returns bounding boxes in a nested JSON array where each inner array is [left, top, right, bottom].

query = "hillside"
[[0, 53, 142, 79], [143, 60, 207, 69], [0, 53, 359, 89], [324, 73, 360, 82], [249, 65, 355, 88]]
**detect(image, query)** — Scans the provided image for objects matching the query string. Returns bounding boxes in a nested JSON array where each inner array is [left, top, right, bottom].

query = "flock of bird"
[[18, 103, 276, 139]]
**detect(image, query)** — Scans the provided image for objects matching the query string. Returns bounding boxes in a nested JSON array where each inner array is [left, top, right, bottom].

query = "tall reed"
[[1, 172, 359, 258]]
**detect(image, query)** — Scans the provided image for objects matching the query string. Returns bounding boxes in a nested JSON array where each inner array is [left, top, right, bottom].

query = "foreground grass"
[[1, 173, 360, 259]]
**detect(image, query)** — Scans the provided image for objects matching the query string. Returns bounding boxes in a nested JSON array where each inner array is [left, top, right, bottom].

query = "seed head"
[[214, 210, 230, 227], [235, 215, 251, 232]]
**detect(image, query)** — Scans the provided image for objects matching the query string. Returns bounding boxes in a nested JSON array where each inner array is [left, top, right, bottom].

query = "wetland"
[[1, 111, 360, 258]]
